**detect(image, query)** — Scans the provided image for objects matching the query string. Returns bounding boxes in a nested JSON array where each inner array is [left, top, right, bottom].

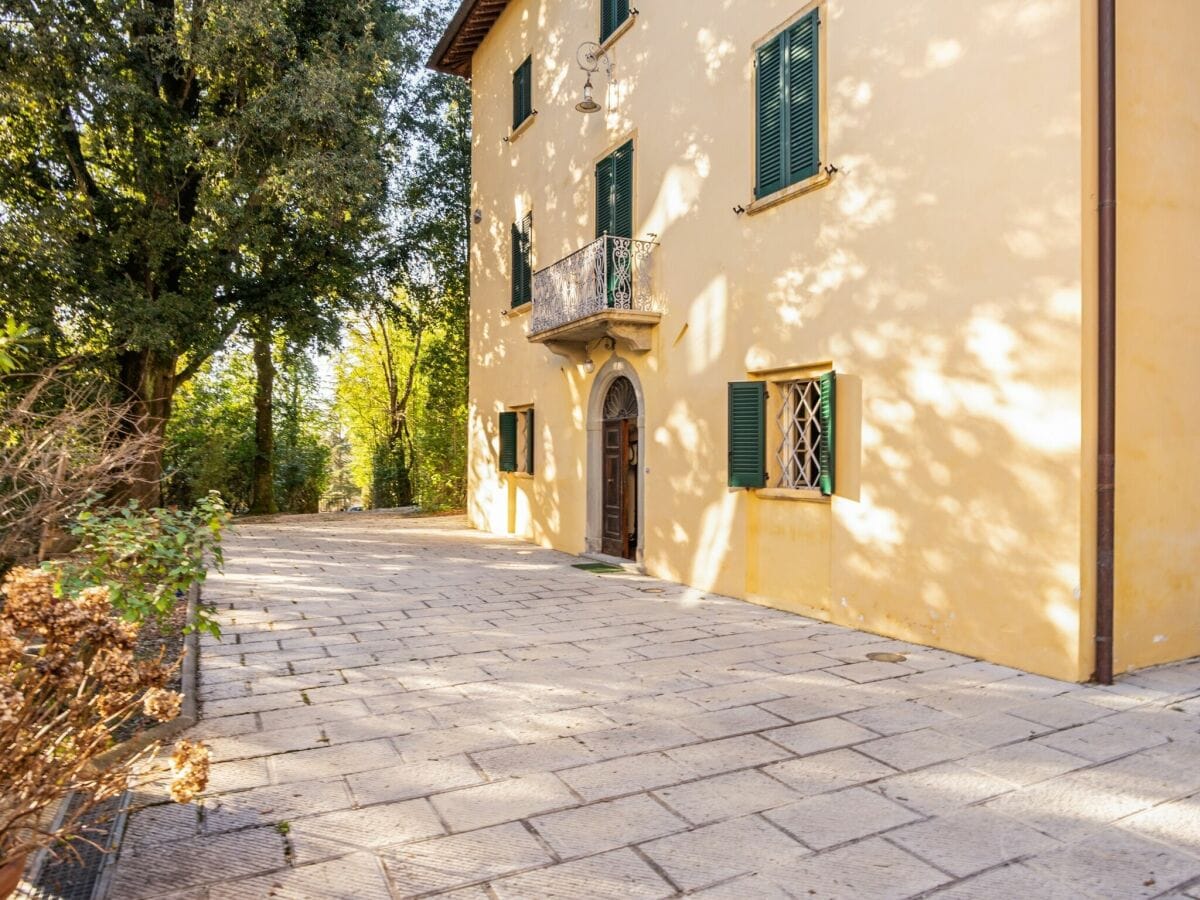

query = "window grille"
[[775, 378, 823, 489], [517, 409, 534, 474], [604, 376, 638, 420]]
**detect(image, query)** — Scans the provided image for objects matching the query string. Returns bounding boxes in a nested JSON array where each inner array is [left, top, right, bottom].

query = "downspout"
[[1094, 0, 1116, 684]]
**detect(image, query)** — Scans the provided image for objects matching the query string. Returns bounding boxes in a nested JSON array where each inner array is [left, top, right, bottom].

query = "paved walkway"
[[109, 514, 1200, 899]]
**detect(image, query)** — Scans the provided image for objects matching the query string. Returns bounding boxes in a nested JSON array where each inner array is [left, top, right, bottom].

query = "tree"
[[334, 310, 412, 507], [164, 348, 257, 512], [271, 345, 330, 513], [164, 339, 329, 514], [0, 0, 409, 502]]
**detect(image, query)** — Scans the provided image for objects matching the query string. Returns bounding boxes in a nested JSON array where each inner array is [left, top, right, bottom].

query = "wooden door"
[[600, 422, 628, 556]]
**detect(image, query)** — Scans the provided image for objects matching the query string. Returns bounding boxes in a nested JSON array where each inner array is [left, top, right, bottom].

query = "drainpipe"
[[1095, 0, 1116, 685]]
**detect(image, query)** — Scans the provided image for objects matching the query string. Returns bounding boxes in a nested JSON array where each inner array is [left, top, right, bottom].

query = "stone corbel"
[[607, 322, 654, 353], [544, 340, 590, 365]]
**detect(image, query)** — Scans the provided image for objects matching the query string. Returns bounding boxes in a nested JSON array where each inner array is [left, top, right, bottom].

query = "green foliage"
[[332, 38, 471, 513], [334, 315, 465, 512], [322, 430, 360, 511], [370, 440, 412, 509], [166, 350, 258, 511], [272, 348, 331, 513], [0, 0, 417, 491], [54, 493, 231, 637], [0, 318, 33, 374], [165, 340, 329, 513], [410, 328, 467, 509]]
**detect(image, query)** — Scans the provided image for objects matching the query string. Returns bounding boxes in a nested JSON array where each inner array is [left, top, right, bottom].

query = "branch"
[[174, 313, 246, 386], [56, 105, 101, 204]]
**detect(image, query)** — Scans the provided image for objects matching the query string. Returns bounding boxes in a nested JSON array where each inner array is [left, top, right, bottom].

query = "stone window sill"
[[507, 113, 537, 144], [506, 301, 532, 318], [746, 170, 832, 216], [600, 14, 637, 52], [754, 487, 829, 503]]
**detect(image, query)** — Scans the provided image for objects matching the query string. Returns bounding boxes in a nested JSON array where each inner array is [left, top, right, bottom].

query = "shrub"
[[0, 366, 161, 573], [54, 493, 230, 638], [0, 568, 209, 870]]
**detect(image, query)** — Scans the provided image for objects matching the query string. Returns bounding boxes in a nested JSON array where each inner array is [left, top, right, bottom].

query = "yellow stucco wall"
[[467, 0, 1091, 679], [1112, 0, 1200, 672]]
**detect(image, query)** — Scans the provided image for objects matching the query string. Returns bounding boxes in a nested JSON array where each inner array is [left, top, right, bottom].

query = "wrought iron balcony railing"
[[529, 235, 659, 337]]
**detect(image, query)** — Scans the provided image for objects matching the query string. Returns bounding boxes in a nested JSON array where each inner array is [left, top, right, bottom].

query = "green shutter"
[[510, 222, 523, 306], [524, 409, 535, 475], [728, 382, 767, 489], [513, 57, 532, 130], [787, 12, 820, 182], [818, 370, 836, 496], [499, 412, 518, 472], [601, 0, 629, 42], [612, 140, 634, 239], [597, 141, 633, 307], [510, 222, 520, 306], [521, 212, 532, 304], [597, 141, 633, 238], [511, 214, 532, 306], [595, 156, 613, 238], [755, 34, 785, 198], [756, 10, 820, 198]]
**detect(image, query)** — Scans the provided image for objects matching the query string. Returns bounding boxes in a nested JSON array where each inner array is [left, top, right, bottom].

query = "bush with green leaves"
[[52, 493, 231, 638], [0, 317, 33, 374]]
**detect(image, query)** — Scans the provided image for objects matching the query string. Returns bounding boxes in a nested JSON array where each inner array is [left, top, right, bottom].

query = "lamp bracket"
[[577, 42, 613, 79]]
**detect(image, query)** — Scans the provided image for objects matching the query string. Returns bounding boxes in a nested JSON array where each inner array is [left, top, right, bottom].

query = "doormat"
[[572, 562, 626, 574]]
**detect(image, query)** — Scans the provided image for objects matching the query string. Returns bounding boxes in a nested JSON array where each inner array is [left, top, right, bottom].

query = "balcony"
[[528, 235, 660, 362]]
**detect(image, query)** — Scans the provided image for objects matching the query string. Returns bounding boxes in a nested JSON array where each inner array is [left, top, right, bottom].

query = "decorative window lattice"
[[775, 378, 823, 489], [516, 410, 531, 474], [604, 376, 638, 420]]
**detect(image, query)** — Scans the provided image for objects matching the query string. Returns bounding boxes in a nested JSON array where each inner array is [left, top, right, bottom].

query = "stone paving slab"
[[106, 513, 1200, 898]]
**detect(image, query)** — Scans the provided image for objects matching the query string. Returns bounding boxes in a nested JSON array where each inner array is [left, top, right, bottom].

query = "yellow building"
[[430, 0, 1200, 683]]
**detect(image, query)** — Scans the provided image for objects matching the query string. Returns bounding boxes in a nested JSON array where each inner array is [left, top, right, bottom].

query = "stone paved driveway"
[[108, 513, 1200, 899]]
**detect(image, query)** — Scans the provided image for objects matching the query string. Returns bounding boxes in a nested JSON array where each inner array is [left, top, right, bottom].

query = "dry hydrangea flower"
[[136, 658, 171, 687], [169, 740, 210, 803], [88, 647, 139, 693], [75, 586, 111, 616], [96, 691, 133, 718], [142, 688, 182, 722], [1, 567, 57, 629], [0, 683, 19, 725]]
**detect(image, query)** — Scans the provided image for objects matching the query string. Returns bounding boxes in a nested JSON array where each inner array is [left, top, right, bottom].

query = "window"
[[600, 0, 631, 43], [727, 372, 835, 495], [755, 8, 820, 199], [774, 376, 832, 491], [499, 409, 534, 474], [595, 140, 634, 239], [512, 56, 533, 130], [511, 212, 532, 307]]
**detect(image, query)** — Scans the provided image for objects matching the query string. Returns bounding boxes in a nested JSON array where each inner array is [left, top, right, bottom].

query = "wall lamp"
[[575, 42, 613, 114]]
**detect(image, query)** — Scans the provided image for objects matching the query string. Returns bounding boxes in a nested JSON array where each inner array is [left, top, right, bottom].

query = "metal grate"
[[21, 794, 123, 900], [775, 378, 823, 489]]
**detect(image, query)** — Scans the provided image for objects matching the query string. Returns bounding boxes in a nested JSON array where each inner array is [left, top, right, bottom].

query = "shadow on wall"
[[470, 0, 1086, 673]]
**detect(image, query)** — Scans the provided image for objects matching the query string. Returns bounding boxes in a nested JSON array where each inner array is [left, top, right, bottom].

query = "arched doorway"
[[601, 375, 639, 559]]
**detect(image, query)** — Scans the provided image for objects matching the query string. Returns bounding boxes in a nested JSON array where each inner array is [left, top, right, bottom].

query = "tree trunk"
[[371, 437, 412, 509], [249, 322, 277, 515], [113, 348, 176, 507]]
